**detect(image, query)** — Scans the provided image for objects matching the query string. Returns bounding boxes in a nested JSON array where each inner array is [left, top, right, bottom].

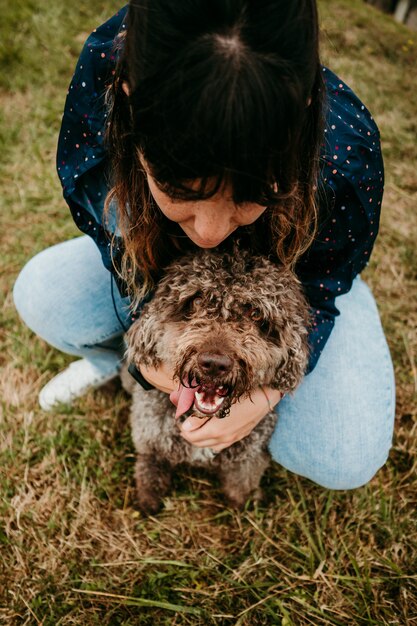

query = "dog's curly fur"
[[125, 248, 310, 515]]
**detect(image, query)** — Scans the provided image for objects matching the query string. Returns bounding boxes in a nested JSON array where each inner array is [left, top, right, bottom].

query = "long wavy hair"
[[105, 0, 325, 305]]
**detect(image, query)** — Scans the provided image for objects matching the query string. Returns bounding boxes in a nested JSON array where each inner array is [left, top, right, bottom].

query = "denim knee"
[[267, 277, 395, 491], [13, 252, 50, 337], [14, 250, 77, 355], [14, 247, 90, 352], [296, 450, 391, 490], [13, 240, 129, 358], [269, 427, 393, 491]]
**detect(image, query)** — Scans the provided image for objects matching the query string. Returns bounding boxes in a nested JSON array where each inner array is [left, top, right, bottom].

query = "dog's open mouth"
[[170, 382, 229, 418], [194, 384, 228, 415]]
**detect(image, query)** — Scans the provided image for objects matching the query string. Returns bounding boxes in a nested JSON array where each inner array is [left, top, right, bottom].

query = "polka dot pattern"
[[298, 68, 383, 372]]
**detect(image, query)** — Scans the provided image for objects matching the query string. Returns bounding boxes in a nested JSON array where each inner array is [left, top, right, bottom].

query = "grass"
[[1, 0, 416, 623]]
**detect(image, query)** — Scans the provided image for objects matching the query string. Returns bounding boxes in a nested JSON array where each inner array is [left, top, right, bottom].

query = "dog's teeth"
[[194, 390, 225, 414]]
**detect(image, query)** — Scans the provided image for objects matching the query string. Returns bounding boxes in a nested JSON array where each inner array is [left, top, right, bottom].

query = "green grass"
[[1, 0, 416, 624]]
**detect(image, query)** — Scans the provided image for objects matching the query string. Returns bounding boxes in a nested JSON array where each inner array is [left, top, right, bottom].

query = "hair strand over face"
[[105, 0, 325, 307]]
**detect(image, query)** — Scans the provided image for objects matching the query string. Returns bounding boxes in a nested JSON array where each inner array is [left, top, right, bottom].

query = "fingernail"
[[182, 420, 193, 431]]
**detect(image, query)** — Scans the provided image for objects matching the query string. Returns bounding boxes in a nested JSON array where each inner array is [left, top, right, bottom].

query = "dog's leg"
[[134, 453, 172, 515], [218, 449, 271, 509]]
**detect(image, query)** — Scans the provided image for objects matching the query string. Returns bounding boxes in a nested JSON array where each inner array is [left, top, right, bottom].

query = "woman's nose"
[[192, 202, 234, 244]]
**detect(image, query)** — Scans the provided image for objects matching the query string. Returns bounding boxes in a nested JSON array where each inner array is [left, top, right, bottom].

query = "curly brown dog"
[[125, 248, 310, 515]]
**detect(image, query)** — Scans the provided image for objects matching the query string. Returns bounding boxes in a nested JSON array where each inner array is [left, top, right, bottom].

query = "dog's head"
[[126, 249, 310, 417]]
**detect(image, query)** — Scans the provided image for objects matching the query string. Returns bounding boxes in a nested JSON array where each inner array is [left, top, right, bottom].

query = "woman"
[[14, 1, 395, 490]]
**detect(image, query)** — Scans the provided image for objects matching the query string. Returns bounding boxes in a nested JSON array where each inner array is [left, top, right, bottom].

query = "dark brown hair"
[[105, 0, 325, 305]]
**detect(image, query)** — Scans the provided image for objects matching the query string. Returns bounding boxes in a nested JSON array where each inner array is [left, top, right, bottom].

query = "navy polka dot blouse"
[[57, 6, 384, 374]]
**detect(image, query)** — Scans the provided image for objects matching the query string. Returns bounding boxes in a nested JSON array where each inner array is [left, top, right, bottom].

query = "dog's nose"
[[197, 352, 233, 377]]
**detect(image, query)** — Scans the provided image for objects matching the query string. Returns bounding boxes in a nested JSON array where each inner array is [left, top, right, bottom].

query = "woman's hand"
[[139, 363, 281, 451], [178, 387, 282, 452]]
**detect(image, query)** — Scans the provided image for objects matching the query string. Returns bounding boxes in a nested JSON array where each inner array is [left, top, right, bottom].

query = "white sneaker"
[[39, 359, 119, 411]]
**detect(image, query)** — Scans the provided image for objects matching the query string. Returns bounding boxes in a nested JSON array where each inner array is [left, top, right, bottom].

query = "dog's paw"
[[223, 486, 264, 511], [223, 490, 251, 511], [135, 489, 165, 516], [133, 455, 172, 516]]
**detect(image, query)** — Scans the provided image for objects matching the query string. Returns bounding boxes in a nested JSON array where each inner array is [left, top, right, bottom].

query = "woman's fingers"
[[179, 415, 212, 432], [177, 387, 281, 449]]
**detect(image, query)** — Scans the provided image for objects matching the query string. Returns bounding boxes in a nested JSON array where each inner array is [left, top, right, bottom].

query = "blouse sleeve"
[[296, 68, 384, 374], [56, 7, 128, 285]]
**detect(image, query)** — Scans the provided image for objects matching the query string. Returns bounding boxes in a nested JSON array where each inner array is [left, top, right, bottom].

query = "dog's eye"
[[243, 305, 263, 322], [179, 294, 203, 318], [251, 309, 263, 322]]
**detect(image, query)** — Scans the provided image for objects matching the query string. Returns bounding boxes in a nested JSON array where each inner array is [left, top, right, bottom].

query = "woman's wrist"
[[261, 387, 282, 411], [138, 363, 176, 394]]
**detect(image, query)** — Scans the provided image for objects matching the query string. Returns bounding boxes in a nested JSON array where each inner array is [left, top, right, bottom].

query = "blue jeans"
[[13, 236, 395, 489]]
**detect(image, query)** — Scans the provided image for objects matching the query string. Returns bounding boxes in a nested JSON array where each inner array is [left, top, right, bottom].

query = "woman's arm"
[[298, 68, 384, 374], [57, 8, 128, 286]]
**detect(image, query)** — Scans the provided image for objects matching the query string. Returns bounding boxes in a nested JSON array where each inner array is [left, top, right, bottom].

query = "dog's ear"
[[267, 273, 311, 394], [125, 309, 164, 369], [272, 340, 309, 394]]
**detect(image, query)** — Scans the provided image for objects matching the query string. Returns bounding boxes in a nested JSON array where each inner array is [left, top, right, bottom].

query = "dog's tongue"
[[170, 384, 196, 418]]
